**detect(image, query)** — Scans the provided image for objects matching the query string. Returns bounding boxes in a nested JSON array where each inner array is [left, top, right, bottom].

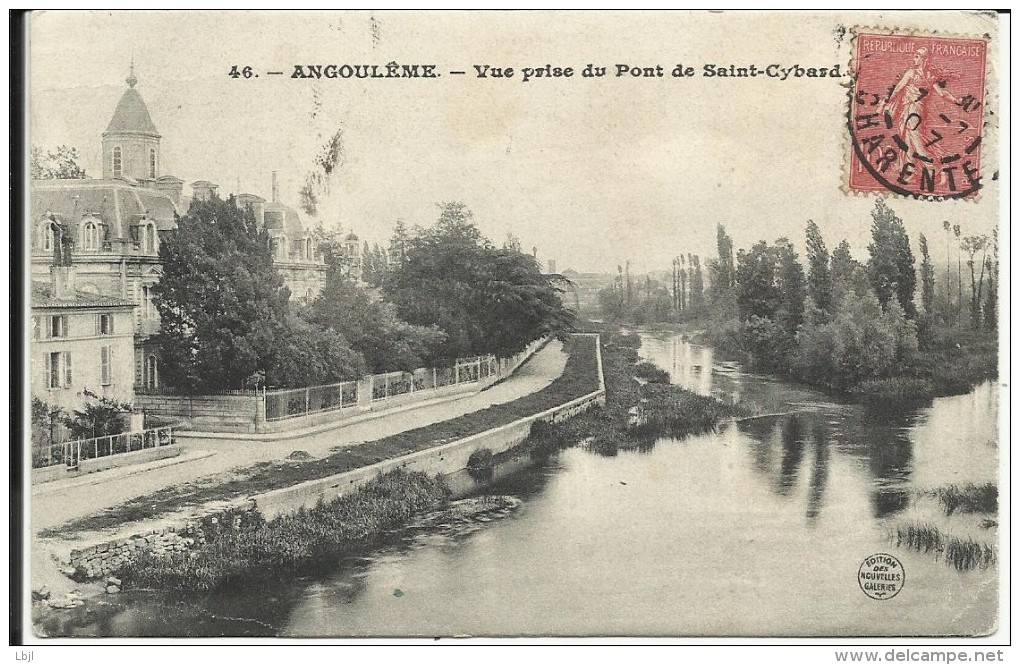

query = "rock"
[[32, 586, 51, 601], [60, 566, 77, 577], [106, 576, 121, 586], [106, 585, 120, 594], [287, 450, 314, 461]]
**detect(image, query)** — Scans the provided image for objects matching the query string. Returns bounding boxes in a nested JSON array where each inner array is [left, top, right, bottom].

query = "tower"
[[102, 64, 162, 181]]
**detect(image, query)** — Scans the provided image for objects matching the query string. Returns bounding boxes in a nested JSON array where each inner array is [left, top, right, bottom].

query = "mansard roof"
[[32, 179, 179, 239], [31, 281, 136, 310], [104, 87, 161, 138]]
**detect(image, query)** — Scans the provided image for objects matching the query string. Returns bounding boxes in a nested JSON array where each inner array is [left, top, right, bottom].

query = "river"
[[54, 331, 999, 638]]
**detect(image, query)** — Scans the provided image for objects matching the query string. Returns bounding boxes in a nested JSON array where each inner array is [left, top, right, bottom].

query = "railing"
[[265, 380, 359, 421], [32, 425, 176, 469]]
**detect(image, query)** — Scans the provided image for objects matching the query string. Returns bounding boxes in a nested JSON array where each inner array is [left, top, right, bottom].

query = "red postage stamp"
[[847, 31, 988, 200]]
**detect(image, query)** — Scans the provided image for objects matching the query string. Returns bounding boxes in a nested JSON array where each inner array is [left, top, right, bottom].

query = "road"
[[31, 340, 567, 533]]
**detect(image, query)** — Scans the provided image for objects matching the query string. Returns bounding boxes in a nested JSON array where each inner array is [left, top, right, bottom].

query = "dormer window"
[[113, 146, 123, 177], [149, 148, 157, 179], [305, 238, 313, 260], [82, 221, 100, 251], [144, 223, 157, 254]]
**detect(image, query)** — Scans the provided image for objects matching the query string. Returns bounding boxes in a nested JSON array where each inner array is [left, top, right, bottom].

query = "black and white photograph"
[[15, 9, 1008, 648]]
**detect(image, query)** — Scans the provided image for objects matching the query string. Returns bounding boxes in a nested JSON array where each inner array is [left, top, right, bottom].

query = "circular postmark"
[[858, 552, 905, 600], [847, 32, 988, 201]]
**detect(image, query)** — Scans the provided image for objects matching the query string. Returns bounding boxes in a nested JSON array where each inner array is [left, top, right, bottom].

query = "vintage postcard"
[[19, 10, 1006, 642]]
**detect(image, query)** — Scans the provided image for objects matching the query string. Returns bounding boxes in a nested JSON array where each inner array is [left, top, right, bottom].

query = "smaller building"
[[31, 265, 138, 415]]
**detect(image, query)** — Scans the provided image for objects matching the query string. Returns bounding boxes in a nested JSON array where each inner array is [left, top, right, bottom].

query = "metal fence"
[[264, 355, 500, 422], [264, 380, 359, 421], [32, 425, 176, 469]]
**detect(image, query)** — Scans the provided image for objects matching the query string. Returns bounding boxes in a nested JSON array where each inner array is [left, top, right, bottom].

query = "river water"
[[63, 332, 999, 638]]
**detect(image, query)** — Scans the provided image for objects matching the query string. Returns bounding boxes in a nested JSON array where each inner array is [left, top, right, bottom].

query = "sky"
[[28, 10, 1002, 274]]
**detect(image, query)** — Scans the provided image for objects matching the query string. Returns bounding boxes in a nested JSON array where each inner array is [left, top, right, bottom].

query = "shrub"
[[633, 361, 670, 384], [466, 448, 495, 480]]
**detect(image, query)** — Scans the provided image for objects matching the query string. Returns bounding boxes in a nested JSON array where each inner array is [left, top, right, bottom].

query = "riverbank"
[[489, 327, 742, 460], [42, 335, 599, 538], [698, 318, 997, 405]]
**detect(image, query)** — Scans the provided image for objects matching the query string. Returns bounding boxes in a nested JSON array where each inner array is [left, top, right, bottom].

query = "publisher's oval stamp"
[[859, 553, 905, 600], [847, 31, 988, 200]]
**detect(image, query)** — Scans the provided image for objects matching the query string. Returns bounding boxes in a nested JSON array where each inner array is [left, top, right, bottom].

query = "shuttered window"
[[101, 346, 112, 385]]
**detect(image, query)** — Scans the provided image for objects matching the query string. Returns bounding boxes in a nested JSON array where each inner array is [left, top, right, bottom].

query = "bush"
[[121, 470, 449, 591], [466, 448, 495, 480], [633, 361, 670, 384]]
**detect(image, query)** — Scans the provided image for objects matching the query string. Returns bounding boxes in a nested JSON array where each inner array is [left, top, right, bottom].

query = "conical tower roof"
[[103, 67, 161, 138]]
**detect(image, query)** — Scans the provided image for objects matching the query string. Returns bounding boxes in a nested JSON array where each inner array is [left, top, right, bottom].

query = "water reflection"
[[69, 332, 997, 637]]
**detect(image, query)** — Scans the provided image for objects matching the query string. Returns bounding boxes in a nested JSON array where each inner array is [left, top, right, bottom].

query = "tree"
[[954, 223, 962, 325], [64, 389, 131, 441], [689, 255, 705, 312], [389, 220, 410, 268], [805, 220, 832, 316], [735, 241, 781, 322], [303, 270, 445, 372], [386, 202, 574, 360], [153, 195, 295, 391], [961, 235, 988, 329], [985, 229, 998, 331], [919, 233, 936, 319], [31, 145, 88, 180], [942, 220, 952, 316], [774, 238, 806, 336], [866, 199, 916, 318]]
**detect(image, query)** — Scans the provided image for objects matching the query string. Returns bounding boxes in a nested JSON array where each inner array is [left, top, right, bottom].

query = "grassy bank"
[[45, 335, 600, 536], [499, 327, 740, 460], [120, 471, 449, 592]]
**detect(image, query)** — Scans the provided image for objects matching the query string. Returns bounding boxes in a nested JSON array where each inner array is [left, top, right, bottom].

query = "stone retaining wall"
[[62, 335, 601, 582], [69, 526, 199, 580]]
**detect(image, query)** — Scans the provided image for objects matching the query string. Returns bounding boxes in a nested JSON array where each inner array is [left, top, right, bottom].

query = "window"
[[48, 315, 68, 339], [144, 224, 157, 254], [305, 238, 313, 260], [82, 221, 99, 251], [32, 316, 40, 340], [97, 313, 114, 335], [142, 286, 152, 318], [113, 146, 123, 177], [42, 223, 58, 251], [101, 346, 112, 385], [149, 148, 157, 179], [145, 355, 158, 390], [45, 352, 72, 389]]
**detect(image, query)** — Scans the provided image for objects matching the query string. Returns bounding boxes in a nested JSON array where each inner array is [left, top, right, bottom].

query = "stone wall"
[[69, 526, 199, 580], [134, 393, 261, 433]]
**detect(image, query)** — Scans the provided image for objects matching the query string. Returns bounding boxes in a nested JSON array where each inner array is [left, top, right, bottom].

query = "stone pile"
[[68, 526, 203, 580]]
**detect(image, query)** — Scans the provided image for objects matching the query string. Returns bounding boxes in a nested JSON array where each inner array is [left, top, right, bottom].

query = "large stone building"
[[30, 67, 328, 396]]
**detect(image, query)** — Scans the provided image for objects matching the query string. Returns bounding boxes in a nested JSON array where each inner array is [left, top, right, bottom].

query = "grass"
[[927, 483, 998, 516], [892, 522, 997, 572], [119, 470, 449, 592], [43, 335, 601, 537], [497, 327, 738, 460], [633, 361, 670, 384]]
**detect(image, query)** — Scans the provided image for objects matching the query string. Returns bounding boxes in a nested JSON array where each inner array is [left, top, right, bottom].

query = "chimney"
[[154, 176, 185, 207], [191, 181, 219, 201], [271, 171, 279, 203], [51, 265, 76, 299]]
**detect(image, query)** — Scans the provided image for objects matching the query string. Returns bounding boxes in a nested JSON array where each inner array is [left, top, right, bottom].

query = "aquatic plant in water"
[[892, 522, 996, 572]]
